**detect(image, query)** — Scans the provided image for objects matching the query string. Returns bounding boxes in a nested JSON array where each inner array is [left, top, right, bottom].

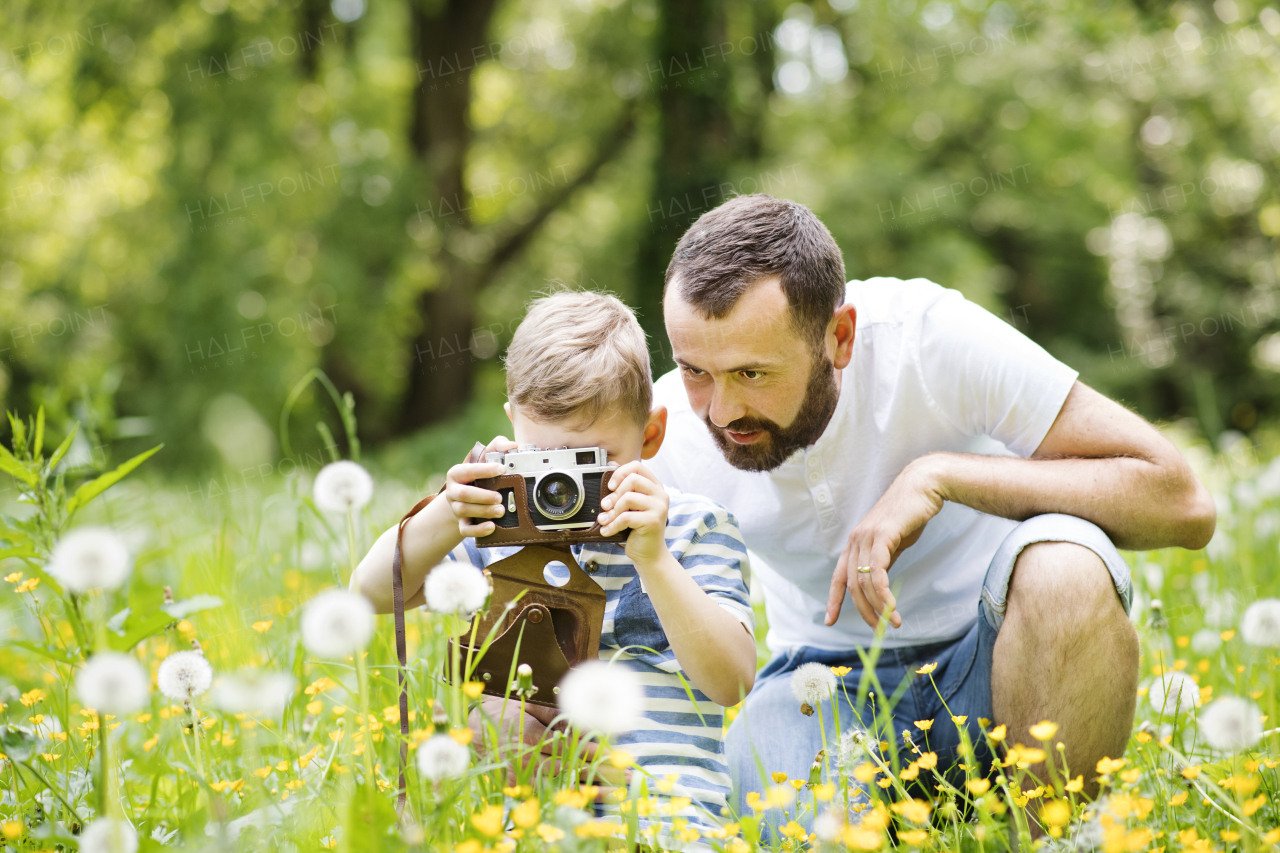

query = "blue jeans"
[[725, 514, 1132, 819]]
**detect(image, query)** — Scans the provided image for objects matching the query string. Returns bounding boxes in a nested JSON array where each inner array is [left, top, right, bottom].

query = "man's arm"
[[934, 381, 1216, 549], [826, 381, 1216, 629]]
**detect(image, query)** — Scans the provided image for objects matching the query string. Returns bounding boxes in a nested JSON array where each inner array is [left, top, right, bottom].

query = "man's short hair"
[[664, 194, 846, 348], [505, 290, 653, 427]]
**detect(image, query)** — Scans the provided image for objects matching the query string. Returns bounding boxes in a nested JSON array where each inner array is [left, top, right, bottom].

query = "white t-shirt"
[[648, 277, 1079, 652]]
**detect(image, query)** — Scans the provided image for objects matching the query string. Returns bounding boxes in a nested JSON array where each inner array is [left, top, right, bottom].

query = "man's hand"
[[597, 461, 670, 568], [445, 436, 519, 538], [826, 460, 945, 629]]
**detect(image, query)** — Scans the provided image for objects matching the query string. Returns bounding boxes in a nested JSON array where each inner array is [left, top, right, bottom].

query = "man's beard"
[[703, 353, 840, 472]]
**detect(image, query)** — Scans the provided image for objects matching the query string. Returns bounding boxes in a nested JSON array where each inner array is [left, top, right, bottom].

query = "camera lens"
[[535, 473, 580, 519]]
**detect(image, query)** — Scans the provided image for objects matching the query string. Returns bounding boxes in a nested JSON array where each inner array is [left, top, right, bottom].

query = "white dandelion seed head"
[[301, 588, 375, 658], [312, 461, 374, 513], [1190, 628, 1222, 657], [415, 735, 470, 781], [48, 527, 131, 593], [211, 671, 296, 717], [1240, 598, 1280, 647], [790, 662, 838, 707], [557, 660, 644, 735], [80, 818, 138, 853], [814, 811, 842, 842], [76, 652, 149, 716], [834, 727, 870, 770], [1147, 670, 1199, 716], [156, 650, 213, 702], [425, 561, 490, 616], [1198, 696, 1263, 752]]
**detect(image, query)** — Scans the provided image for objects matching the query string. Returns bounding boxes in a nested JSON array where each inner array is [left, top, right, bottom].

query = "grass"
[[0, 411, 1278, 852]]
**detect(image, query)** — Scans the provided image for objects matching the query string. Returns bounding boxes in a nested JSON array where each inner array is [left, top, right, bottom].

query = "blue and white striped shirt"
[[443, 488, 754, 839]]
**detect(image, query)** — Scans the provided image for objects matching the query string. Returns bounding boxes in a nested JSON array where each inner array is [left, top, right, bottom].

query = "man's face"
[[664, 276, 841, 472]]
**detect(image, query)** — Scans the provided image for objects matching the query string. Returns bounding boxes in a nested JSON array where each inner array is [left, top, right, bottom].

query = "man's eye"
[[740, 370, 764, 380], [682, 366, 706, 377]]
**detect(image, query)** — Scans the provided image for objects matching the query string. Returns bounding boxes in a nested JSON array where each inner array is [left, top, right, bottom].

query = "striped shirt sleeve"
[[666, 493, 755, 633]]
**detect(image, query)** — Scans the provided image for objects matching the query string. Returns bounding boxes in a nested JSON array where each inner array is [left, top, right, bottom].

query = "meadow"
[[1, 407, 1278, 853]]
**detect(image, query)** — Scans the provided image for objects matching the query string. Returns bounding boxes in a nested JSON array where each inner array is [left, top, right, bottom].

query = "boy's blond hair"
[[505, 290, 652, 427]]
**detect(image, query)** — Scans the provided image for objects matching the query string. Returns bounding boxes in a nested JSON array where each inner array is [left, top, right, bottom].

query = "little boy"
[[354, 291, 757, 842]]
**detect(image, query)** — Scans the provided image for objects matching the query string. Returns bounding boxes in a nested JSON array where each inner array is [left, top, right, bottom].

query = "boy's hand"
[[445, 436, 518, 538], [597, 461, 669, 568]]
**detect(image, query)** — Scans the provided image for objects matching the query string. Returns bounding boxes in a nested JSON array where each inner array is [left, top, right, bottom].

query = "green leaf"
[[163, 594, 223, 619], [33, 406, 44, 459], [0, 444, 36, 486], [65, 443, 163, 518], [5, 640, 77, 666], [45, 423, 79, 475], [104, 595, 223, 652], [106, 611, 174, 652], [0, 545, 39, 562]]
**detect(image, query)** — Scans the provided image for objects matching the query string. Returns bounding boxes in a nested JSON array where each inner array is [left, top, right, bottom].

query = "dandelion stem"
[[354, 651, 377, 796], [344, 510, 357, 587]]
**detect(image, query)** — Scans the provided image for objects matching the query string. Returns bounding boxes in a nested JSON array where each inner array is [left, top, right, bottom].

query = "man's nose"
[[708, 382, 746, 428]]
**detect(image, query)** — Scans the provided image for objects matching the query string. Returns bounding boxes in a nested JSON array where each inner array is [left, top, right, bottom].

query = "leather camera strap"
[[391, 491, 438, 815]]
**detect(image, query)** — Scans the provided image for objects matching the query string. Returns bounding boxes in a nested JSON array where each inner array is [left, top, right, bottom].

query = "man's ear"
[[504, 402, 514, 425], [830, 304, 856, 370], [640, 405, 668, 460]]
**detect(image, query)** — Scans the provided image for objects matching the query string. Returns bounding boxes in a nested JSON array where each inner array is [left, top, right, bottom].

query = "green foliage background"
[[1, 0, 1279, 477]]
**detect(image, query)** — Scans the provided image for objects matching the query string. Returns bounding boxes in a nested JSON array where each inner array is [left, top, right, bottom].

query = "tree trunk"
[[633, 0, 739, 372], [398, 0, 498, 433]]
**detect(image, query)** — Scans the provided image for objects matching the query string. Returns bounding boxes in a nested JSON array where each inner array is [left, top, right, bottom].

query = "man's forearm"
[[917, 451, 1215, 551]]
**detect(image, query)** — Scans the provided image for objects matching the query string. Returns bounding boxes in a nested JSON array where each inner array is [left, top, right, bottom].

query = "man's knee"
[[1005, 542, 1138, 658]]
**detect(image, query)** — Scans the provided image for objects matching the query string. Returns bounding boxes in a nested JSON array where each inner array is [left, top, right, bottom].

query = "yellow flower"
[[890, 798, 932, 824], [951, 715, 968, 725], [745, 791, 764, 812], [988, 724, 1007, 742], [470, 804, 503, 836], [449, 728, 473, 746], [1029, 720, 1059, 741], [899, 762, 920, 780], [608, 749, 633, 769], [306, 701, 322, 715], [1095, 757, 1125, 774], [913, 719, 933, 731], [770, 771, 788, 784], [143, 736, 158, 752], [1120, 768, 1142, 784], [3, 572, 21, 583], [252, 620, 273, 633], [1181, 765, 1201, 780], [876, 777, 892, 788], [253, 767, 272, 778], [1220, 830, 1241, 842], [916, 751, 938, 770], [1169, 791, 1187, 806], [1, 822, 23, 841], [915, 662, 937, 675], [830, 666, 851, 676], [842, 827, 883, 850], [966, 778, 991, 795], [1264, 829, 1280, 844], [1041, 799, 1071, 827], [455, 840, 481, 853], [853, 763, 877, 783], [1065, 775, 1084, 793], [813, 783, 835, 802], [462, 682, 485, 699], [19, 689, 44, 707], [535, 824, 565, 843], [788, 778, 804, 791], [512, 798, 539, 828], [1135, 731, 1152, 743], [554, 789, 589, 810], [1220, 630, 1235, 641], [899, 829, 929, 844], [1242, 794, 1266, 816]]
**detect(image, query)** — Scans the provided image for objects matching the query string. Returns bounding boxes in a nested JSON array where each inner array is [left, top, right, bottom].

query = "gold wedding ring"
[[856, 565, 873, 574]]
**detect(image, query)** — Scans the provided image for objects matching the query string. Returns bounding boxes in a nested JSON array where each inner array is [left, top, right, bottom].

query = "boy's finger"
[[606, 460, 643, 489], [446, 483, 503, 505], [459, 520, 496, 537]]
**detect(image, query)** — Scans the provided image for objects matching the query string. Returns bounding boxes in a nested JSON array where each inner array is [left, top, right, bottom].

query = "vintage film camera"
[[457, 445, 628, 707]]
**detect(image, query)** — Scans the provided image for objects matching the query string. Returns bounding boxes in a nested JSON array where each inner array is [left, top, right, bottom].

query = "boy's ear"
[[640, 405, 668, 460], [503, 402, 514, 425]]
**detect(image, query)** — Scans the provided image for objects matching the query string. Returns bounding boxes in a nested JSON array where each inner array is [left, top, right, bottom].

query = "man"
[[646, 194, 1215, 820]]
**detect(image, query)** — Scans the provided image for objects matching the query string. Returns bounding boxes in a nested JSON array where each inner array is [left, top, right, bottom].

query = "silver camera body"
[[484, 445, 615, 531]]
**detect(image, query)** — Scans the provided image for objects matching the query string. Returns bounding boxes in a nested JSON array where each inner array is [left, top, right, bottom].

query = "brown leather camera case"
[[448, 543, 606, 708]]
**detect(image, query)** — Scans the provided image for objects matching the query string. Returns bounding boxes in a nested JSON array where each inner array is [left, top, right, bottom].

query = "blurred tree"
[[396, 0, 637, 433]]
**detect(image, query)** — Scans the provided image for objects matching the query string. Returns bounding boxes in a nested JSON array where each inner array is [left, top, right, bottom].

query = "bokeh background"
[[3, 0, 1280, 482]]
